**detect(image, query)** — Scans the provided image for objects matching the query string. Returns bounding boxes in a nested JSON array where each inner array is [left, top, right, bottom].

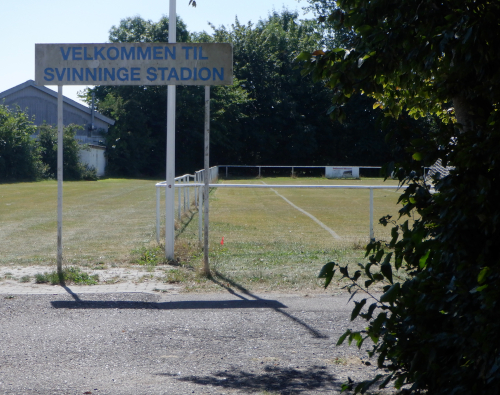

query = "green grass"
[[0, 178, 162, 265], [172, 176, 411, 292], [1, 176, 411, 292], [34, 266, 99, 285]]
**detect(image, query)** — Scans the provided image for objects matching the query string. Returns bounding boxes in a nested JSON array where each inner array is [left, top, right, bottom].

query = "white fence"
[[155, 166, 218, 243], [155, 166, 406, 245], [219, 165, 381, 178]]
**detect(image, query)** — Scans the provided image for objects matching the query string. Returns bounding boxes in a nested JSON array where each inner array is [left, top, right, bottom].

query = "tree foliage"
[[0, 104, 46, 181], [83, 11, 393, 177], [306, 0, 500, 393], [38, 123, 97, 181]]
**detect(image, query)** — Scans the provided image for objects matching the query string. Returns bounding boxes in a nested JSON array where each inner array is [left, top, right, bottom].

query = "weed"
[[164, 268, 192, 283], [133, 246, 165, 266], [92, 262, 107, 270], [34, 267, 99, 285], [19, 275, 31, 283]]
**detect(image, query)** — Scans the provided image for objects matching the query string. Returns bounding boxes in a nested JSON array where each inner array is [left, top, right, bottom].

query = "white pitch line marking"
[[261, 182, 341, 240]]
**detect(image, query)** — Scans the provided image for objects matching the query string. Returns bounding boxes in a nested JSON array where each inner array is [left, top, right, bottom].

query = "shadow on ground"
[[160, 365, 339, 394]]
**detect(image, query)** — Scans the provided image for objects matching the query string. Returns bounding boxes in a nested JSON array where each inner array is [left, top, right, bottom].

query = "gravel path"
[[0, 287, 396, 395]]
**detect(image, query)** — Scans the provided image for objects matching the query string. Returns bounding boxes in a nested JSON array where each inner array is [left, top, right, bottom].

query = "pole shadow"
[[209, 270, 328, 339], [51, 271, 327, 339]]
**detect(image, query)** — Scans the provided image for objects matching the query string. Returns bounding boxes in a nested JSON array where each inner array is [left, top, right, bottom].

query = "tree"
[[207, 10, 390, 167], [0, 104, 46, 181], [302, 0, 500, 393], [83, 15, 252, 176], [38, 123, 97, 181]]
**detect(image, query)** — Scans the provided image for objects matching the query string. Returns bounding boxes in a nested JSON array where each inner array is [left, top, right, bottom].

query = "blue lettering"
[[147, 67, 157, 81], [199, 47, 208, 60], [104, 68, 115, 81], [84, 47, 93, 60], [121, 47, 135, 60], [117, 67, 128, 81], [199, 67, 210, 81], [44, 68, 54, 81], [182, 46, 193, 59], [55, 68, 66, 81], [165, 46, 176, 59], [107, 47, 119, 60], [72, 47, 82, 60], [131, 67, 140, 81], [213, 68, 224, 81], [94, 47, 105, 60], [153, 47, 163, 60], [168, 68, 179, 80], [60, 47, 71, 61], [72, 68, 84, 81], [137, 47, 151, 60], [158, 67, 168, 80], [180, 68, 192, 80], [85, 68, 97, 81]]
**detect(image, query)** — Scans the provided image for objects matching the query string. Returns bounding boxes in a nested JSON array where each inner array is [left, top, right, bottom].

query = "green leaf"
[[357, 25, 373, 34], [370, 312, 387, 334], [412, 152, 423, 161], [349, 331, 364, 348], [380, 283, 400, 304], [351, 298, 367, 321], [339, 265, 349, 279], [337, 329, 352, 346], [296, 51, 312, 61], [478, 267, 490, 284], [318, 261, 336, 289], [360, 302, 378, 320], [381, 262, 393, 284], [419, 249, 430, 269]]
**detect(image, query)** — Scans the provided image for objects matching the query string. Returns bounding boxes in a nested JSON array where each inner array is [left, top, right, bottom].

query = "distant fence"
[[155, 166, 218, 243], [155, 166, 406, 245], [219, 165, 382, 178]]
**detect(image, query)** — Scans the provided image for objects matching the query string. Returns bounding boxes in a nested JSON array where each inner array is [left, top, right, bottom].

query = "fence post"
[[370, 188, 374, 242], [198, 185, 203, 244], [177, 181, 181, 221], [156, 186, 160, 244], [203, 86, 211, 276]]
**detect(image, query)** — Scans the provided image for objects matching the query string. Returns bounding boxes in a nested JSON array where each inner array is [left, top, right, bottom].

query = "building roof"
[[0, 80, 114, 126]]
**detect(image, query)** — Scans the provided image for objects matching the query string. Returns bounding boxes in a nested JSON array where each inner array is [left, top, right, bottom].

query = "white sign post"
[[35, 32, 232, 270], [166, 0, 177, 261]]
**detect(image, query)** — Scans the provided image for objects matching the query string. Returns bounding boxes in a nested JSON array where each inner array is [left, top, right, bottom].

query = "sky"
[[0, 0, 312, 106]]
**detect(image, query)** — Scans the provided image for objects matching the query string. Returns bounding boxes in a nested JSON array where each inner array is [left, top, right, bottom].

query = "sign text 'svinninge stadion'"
[[35, 43, 233, 86]]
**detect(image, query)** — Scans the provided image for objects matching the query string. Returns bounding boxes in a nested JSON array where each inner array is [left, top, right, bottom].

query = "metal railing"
[[155, 169, 406, 244], [219, 165, 381, 178], [155, 166, 219, 243]]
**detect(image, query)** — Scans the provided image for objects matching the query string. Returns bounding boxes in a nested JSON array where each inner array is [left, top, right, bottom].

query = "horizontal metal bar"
[[219, 165, 382, 169], [156, 182, 406, 190]]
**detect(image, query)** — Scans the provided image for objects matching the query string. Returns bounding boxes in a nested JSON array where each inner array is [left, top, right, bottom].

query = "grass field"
[[0, 176, 410, 292], [178, 176, 408, 292]]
